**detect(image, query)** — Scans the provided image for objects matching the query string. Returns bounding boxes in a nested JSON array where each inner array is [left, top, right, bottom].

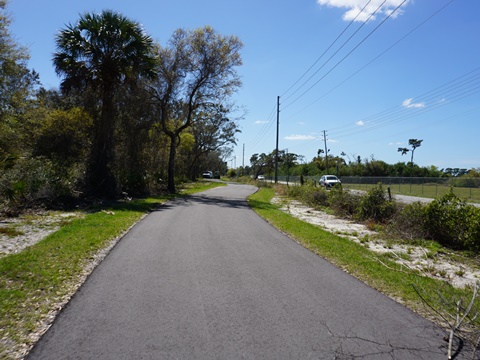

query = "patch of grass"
[[248, 188, 479, 328], [0, 227, 24, 237], [0, 181, 225, 359]]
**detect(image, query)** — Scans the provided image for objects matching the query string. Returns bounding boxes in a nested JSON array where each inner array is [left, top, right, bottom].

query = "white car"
[[319, 175, 341, 189], [202, 171, 213, 179]]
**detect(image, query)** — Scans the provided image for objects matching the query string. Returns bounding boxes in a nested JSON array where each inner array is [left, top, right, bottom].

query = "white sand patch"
[[273, 196, 480, 289]]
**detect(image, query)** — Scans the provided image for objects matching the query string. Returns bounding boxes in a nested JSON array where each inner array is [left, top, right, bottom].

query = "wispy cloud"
[[255, 120, 268, 124], [402, 98, 425, 108], [317, 0, 410, 22], [356, 120, 365, 126], [284, 134, 316, 141]]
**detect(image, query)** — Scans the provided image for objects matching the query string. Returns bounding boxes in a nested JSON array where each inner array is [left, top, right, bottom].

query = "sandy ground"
[[273, 196, 480, 289], [0, 212, 83, 257]]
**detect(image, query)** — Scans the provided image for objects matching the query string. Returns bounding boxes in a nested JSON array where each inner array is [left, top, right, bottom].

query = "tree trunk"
[[87, 81, 117, 198], [167, 133, 177, 193]]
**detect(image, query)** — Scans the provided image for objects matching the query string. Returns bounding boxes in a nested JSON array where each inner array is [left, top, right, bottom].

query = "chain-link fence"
[[263, 176, 480, 203]]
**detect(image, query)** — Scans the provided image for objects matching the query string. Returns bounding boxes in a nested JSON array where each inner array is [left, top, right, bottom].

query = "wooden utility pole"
[[242, 143, 245, 176], [275, 96, 280, 183], [323, 130, 329, 173]]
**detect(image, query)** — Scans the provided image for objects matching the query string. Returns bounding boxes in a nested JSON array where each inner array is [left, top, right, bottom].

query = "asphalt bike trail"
[[28, 183, 454, 359]]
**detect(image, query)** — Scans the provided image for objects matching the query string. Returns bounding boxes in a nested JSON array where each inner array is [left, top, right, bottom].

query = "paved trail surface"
[[28, 184, 452, 359]]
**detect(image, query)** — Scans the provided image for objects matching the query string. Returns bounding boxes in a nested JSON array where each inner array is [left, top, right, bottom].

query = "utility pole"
[[323, 130, 329, 173], [275, 96, 280, 184], [242, 143, 245, 176]]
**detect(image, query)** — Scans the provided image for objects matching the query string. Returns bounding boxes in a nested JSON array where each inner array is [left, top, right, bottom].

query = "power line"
[[296, 66, 480, 147], [329, 79, 480, 138], [246, 103, 277, 149], [284, 0, 457, 122], [282, 0, 409, 111], [280, 0, 374, 100]]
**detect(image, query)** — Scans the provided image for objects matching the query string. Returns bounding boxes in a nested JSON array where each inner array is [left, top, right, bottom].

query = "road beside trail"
[[28, 183, 450, 359]]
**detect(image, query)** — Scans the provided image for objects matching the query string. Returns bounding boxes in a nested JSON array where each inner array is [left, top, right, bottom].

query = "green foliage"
[[0, 157, 82, 212], [286, 184, 328, 208], [358, 183, 397, 223], [327, 185, 362, 218], [424, 190, 480, 251], [227, 168, 237, 178], [34, 108, 92, 164], [387, 202, 428, 240]]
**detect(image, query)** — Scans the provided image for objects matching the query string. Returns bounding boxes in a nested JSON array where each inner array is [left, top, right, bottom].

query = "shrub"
[[0, 157, 82, 213], [227, 168, 237, 178], [387, 202, 428, 240], [328, 185, 362, 218], [286, 184, 328, 208], [424, 190, 480, 251], [358, 183, 397, 223]]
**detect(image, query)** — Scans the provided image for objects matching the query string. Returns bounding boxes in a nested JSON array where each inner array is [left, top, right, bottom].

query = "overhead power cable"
[[328, 68, 480, 138], [280, 0, 374, 99], [282, 0, 409, 111], [246, 103, 277, 150], [284, 0, 457, 122]]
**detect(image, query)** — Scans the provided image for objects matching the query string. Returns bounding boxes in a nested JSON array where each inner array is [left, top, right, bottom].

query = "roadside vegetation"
[[248, 182, 480, 357], [0, 181, 224, 359]]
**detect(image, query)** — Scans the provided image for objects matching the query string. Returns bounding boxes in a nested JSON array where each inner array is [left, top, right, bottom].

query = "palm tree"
[[53, 10, 156, 198], [398, 139, 423, 165]]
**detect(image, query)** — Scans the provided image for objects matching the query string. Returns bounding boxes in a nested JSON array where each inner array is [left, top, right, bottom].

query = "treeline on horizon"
[[0, 3, 244, 212], [242, 150, 480, 183]]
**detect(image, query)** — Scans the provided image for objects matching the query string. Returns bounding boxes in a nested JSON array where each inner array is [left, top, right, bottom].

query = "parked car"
[[257, 175, 265, 180], [202, 171, 213, 179], [319, 175, 341, 188]]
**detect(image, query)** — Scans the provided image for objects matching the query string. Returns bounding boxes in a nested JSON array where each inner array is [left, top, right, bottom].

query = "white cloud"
[[356, 120, 365, 126], [317, 0, 409, 22], [284, 134, 317, 141], [255, 120, 268, 124], [402, 98, 425, 108]]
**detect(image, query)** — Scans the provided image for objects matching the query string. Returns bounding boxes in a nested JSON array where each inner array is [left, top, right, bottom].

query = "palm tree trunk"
[[87, 80, 117, 198], [167, 133, 177, 193]]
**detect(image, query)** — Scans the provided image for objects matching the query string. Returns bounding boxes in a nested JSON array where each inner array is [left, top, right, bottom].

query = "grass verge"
[[0, 180, 224, 359], [248, 187, 479, 330]]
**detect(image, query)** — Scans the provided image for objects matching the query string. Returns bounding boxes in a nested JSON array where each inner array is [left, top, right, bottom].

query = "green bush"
[[387, 202, 428, 241], [327, 185, 362, 218], [286, 184, 328, 208], [226, 168, 236, 178], [0, 157, 81, 212], [358, 183, 397, 223], [424, 190, 480, 251]]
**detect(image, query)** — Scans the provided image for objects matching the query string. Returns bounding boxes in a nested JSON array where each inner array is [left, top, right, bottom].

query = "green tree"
[[398, 138, 423, 165], [53, 10, 157, 198], [0, 0, 39, 164], [152, 26, 243, 193], [188, 104, 241, 179]]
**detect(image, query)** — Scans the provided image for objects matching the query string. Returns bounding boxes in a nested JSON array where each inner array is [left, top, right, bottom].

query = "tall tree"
[[152, 26, 243, 193], [188, 103, 240, 179], [53, 10, 157, 198], [398, 138, 423, 165], [0, 0, 39, 164]]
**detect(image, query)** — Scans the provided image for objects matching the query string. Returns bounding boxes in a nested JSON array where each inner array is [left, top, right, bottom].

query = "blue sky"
[[8, 0, 480, 170]]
